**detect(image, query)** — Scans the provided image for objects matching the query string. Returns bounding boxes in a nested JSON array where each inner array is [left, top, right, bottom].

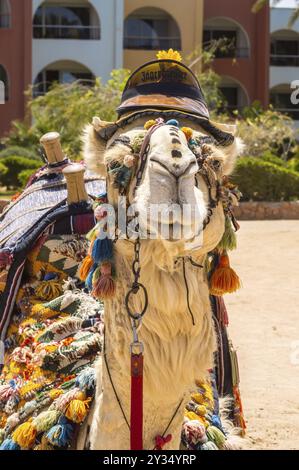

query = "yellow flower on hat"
[[156, 49, 182, 62]]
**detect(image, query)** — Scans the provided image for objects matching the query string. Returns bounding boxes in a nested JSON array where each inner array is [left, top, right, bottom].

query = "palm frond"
[[288, 7, 299, 27]]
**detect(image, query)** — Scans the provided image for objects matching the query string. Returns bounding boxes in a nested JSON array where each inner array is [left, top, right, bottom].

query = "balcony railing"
[[214, 47, 250, 59], [124, 35, 181, 50], [33, 24, 100, 40], [0, 14, 10, 28], [274, 107, 299, 120], [270, 54, 299, 67], [33, 78, 95, 97]]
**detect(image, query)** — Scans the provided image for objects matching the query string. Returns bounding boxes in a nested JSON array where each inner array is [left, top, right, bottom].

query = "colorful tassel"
[[181, 127, 193, 141], [79, 255, 93, 281], [206, 425, 226, 449], [65, 398, 90, 423], [144, 119, 156, 130], [92, 262, 115, 300], [46, 417, 74, 447], [166, 119, 179, 127], [32, 410, 60, 433], [0, 438, 20, 450], [201, 441, 218, 450], [34, 435, 54, 451], [91, 238, 113, 264], [75, 367, 96, 391], [12, 421, 37, 449], [217, 215, 237, 252], [209, 252, 241, 296], [85, 264, 97, 291]]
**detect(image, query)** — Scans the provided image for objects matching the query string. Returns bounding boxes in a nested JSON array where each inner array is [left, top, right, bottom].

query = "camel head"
[[83, 116, 242, 267]]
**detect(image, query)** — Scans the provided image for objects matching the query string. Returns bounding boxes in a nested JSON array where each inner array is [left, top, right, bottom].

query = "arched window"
[[219, 76, 249, 113], [33, 2, 100, 40], [0, 0, 11, 28], [270, 84, 299, 121], [204, 17, 250, 59], [0, 64, 9, 102], [124, 7, 181, 50], [271, 29, 299, 66], [33, 60, 95, 97]]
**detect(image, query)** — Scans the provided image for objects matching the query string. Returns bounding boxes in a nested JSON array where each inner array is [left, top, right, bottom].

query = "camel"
[[80, 113, 243, 450]]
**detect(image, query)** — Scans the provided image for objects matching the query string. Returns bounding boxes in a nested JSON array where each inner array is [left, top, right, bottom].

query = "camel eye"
[[211, 159, 221, 170]]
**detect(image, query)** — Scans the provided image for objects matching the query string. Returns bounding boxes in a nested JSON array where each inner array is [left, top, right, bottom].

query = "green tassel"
[[217, 215, 237, 252]]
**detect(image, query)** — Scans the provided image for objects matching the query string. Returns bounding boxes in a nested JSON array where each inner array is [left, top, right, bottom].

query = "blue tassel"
[[85, 264, 97, 291], [0, 438, 20, 450], [91, 238, 113, 264], [211, 414, 224, 432], [46, 417, 74, 447], [166, 119, 179, 127], [76, 367, 96, 391]]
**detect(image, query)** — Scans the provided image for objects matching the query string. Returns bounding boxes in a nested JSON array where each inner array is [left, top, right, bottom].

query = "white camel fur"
[[81, 116, 243, 450]]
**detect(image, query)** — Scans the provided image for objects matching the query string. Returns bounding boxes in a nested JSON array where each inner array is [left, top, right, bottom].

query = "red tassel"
[[154, 434, 172, 450]]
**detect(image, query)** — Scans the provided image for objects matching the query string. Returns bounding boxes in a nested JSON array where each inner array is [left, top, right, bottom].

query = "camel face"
[[83, 117, 242, 262]]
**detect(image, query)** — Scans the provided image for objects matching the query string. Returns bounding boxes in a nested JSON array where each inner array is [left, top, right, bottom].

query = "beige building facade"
[[123, 0, 204, 71]]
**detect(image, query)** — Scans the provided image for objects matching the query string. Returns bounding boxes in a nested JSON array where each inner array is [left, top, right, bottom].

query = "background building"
[[123, 0, 204, 72], [203, 0, 270, 110], [270, 4, 299, 125], [0, 0, 32, 136], [2, 0, 298, 138]]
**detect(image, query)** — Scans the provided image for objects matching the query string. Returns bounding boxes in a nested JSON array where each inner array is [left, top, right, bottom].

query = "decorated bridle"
[[79, 116, 241, 450]]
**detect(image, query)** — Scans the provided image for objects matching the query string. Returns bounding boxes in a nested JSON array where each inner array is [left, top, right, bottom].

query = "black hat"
[[117, 57, 209, 119]]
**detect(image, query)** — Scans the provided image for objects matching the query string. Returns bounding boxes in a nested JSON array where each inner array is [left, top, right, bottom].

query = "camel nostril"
[[172, 150, 182, 158]]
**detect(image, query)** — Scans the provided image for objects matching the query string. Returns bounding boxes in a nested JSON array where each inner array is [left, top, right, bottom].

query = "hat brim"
[[117, 94, 209, 119]]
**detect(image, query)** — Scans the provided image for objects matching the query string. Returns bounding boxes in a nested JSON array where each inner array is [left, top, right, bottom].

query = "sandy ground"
[[225, 220, 299, 450]]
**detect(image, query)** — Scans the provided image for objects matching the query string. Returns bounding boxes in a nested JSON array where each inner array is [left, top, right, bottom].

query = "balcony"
[[124, 35, 181, 51], [124, 7, 181, 51], [270, 54, 299, 67], [33, 24, 100, 40], [213, 46, 250, 59]]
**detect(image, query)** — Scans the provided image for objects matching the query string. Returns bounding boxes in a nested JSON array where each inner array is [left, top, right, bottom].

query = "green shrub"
[[18, 169, 36, 188], [0, 156, 41, 189], [0, 146, 41, 161], [288, 157, 299, 173], [0, 161, 8, 177], [260, 151, 287, 167], [233, 157, 299, 201]]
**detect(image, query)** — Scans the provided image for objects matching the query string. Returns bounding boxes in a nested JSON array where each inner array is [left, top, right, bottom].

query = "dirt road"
[[225, 220, 299, 450]]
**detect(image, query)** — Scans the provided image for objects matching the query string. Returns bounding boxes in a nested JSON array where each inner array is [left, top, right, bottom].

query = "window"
[[33, 4, 100, 40], [270, 86, 299, 120], [271, 38, 299, 66], [124, 8, 181, 50], [33, 63, 95, 97], [0, 0, 10, 28], [203, 18, 250, 59], [0, 64, 8, 101]]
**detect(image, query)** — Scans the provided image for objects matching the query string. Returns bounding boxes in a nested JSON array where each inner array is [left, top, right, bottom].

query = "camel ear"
[[221, 137, 245, 175], [82, 117, 110, 176]]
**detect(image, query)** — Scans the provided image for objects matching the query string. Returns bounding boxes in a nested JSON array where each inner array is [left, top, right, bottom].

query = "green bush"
[[288, 157, 299, 173], [18, 169, 37, 188], [260, 151, 287, 167], [0, 161, 8, 177], [0, 146, 41, 161], [0, 156, 41, 189], [233, 157, 299, 201]]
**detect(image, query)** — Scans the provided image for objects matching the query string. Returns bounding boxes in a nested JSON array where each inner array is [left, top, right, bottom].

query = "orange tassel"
[[181, 127, 193, 141], [78, 255, 93, 281], [209, 252, 241, 296], [92, 262, 115, 299]]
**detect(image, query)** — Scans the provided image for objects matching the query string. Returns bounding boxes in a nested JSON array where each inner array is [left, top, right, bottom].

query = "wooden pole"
[[62, 164, 89, 205], [40, 132, 65, 164]]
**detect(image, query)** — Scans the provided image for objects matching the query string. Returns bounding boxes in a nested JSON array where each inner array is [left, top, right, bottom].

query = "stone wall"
[[234, 201, 299, 220]]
